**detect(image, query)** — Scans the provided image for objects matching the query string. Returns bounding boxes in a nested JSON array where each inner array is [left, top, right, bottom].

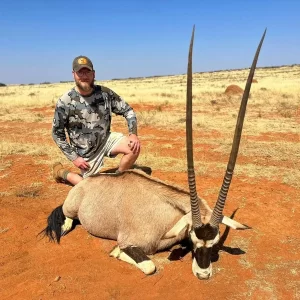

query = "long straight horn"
[[186, 25, 202, 228], [210, 29, 267, 226]]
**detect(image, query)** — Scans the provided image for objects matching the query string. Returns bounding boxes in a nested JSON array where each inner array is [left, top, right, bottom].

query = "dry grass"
[[0, 65, 299, 189], [0, 227, 9, 234], [0, 141, 53, 157], [14, 182, 43, 198], [0, 158, 12, 171]]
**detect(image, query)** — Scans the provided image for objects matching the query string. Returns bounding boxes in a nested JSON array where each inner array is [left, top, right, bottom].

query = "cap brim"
[[73, 65, 93, 72]]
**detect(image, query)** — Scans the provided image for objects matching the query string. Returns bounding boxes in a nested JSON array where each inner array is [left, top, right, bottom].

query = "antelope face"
[[190, 224, 219, 279]]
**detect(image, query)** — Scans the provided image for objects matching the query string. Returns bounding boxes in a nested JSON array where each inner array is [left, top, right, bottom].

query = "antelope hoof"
[[136, 260, 156, 275]]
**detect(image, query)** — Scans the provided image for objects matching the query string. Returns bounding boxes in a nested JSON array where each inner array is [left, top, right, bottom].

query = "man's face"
[[73, 67, 95, 93]]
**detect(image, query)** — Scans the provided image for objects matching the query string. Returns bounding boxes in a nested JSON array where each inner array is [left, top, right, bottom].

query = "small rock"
[[54, 276, 61, 282]]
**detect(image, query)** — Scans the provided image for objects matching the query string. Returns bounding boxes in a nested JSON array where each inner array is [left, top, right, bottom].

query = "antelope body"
[[64, 170, 199, 253], [42, 27, 266, 279]]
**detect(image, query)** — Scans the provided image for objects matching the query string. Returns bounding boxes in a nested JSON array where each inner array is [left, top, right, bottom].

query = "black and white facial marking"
[[190, 224, 220, 279]]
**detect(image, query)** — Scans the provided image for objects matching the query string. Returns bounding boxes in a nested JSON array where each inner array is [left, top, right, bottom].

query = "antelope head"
[[186, 27, 266, 279]]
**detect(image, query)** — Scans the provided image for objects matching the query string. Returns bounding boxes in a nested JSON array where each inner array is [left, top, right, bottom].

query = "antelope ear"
[[163, 212, 192, 239], [221, 215, 251, 230]]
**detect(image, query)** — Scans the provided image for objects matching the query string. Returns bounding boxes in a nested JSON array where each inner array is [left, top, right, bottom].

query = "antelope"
[[41, 27, 266, 279]]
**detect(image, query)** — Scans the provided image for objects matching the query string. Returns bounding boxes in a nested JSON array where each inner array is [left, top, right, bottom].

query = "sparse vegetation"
[[276, 101, 298, 118], [15, 182, 43, 198], [0, 227, 9, 233], [0, 64, 299, 189], [0, 141, 52, 157], [0, 92, 15, 96]]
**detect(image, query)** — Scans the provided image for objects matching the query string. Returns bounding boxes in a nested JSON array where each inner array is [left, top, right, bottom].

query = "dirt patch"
[[225, 85, 244, 95], [27, 106, 55, 117], [247, 132, 299, 143]]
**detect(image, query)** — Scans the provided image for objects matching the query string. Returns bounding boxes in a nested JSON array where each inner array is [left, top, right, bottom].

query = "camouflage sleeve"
[[109, 89, 138, 135], [52, 99, 78, 161]]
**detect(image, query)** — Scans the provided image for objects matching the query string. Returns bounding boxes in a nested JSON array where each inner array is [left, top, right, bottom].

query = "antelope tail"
[[39, 205, 65, 243]]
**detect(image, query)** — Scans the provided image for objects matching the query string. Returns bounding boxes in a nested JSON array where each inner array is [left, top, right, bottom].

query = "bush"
[[0, 82, 6, 87]]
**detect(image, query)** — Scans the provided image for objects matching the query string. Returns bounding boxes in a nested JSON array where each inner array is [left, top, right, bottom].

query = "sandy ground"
[[0, 105, 299, 300]]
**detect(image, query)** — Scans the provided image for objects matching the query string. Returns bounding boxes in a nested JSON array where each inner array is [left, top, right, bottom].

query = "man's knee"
[[111, 136, 139, 156], [130, 148, 140, 158], [127, 138, 140, 158], [125, 145, 140, 158]]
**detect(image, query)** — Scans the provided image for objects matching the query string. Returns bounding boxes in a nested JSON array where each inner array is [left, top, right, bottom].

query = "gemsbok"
[[41, 27, 266, 279]]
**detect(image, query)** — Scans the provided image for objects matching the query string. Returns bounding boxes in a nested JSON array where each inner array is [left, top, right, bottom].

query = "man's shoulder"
[[59, 87, 79, 103], [96, 85, 122, 101], [97, 85, 113, 94]]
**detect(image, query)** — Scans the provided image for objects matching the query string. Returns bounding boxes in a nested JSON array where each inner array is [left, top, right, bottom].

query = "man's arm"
[[108, 89, 140, 153], [109, 89, 138, 135], [52, 99, 79, 161]]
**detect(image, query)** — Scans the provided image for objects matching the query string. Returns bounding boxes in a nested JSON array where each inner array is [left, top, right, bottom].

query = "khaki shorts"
[[81, 132, 124, 178]]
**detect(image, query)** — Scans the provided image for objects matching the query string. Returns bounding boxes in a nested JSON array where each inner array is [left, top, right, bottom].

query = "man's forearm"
[[128, 117, 138, 135], [124, 108, 137, 135], [52, 130, 78, 161]]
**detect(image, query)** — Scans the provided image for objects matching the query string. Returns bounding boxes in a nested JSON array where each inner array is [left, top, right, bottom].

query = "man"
[[52, 55, 140, 185]]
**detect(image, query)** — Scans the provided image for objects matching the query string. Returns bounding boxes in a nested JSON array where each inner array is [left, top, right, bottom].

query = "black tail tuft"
[[39, 205, 65, 243]]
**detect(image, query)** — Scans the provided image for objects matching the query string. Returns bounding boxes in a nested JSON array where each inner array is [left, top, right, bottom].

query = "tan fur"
[[63, 170, 193, 253]]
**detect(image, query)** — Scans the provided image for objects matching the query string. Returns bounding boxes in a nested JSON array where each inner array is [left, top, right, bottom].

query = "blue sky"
[[1, 0, 299, 84]]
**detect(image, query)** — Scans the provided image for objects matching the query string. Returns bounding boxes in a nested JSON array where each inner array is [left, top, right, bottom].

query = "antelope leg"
[[110, 245, 156, 275], [163, 212, 192, 239]]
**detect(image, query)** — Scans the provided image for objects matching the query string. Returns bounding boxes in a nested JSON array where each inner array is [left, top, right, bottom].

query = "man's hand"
[[128, 134, 140, 154], [72, 157, 90, 170]]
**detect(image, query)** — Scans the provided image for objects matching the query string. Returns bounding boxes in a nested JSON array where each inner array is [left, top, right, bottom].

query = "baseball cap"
[[72, 56, 94, 72]]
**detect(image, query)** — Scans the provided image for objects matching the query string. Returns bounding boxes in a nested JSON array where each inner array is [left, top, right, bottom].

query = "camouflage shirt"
[[52, 85, 137, 161]]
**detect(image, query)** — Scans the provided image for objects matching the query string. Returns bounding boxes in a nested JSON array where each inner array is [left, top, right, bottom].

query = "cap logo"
[[78, 58, 88, 65]]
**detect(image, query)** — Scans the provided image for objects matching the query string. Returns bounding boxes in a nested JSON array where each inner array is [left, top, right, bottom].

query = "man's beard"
[[75, 78, 95, 93]]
